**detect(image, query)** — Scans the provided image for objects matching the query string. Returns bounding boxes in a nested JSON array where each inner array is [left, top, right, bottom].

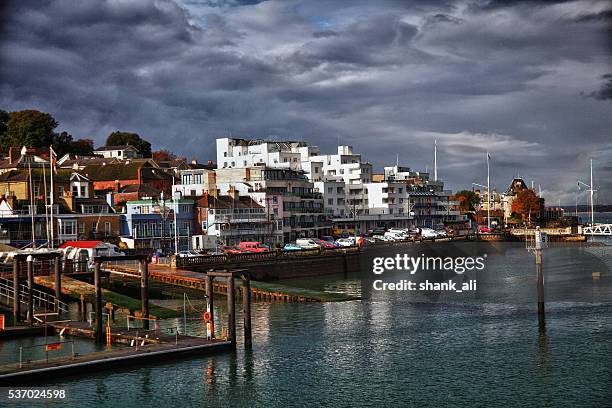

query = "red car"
[[313, 239, 335, 248], [223, 246, 243, 254], [238, 242, 270, 253], [478, 226, 493, 233]]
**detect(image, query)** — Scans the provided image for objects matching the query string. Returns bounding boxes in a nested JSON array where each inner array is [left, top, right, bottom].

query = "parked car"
[[420, 228, 438, 238], [372, 235, 386, 242], [296, 238, 320, 249], [282, 243, 302, 251], [434, 230, 447, 237], [177, 250, 200, 258], [321, 236, 341, 247], [313, 238, 335, 248], [336, 238, 355, 247], [478, 226, 493, 233], [223, 246, 243, 254], [238, 241, 270, 253]]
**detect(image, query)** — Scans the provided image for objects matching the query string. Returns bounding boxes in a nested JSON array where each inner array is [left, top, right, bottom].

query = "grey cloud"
[[588, 73, 612, 100], [0, 0, 611, 204]]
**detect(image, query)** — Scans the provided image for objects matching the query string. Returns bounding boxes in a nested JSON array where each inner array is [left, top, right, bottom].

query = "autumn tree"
[[106, 131, 152, 157], [511, 189, 541, 224], [152, 149, 176, 162], [454, 190, 479, 212]]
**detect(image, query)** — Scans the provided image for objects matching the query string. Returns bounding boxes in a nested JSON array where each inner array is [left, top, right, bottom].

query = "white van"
[[296, 238, 320, 249]]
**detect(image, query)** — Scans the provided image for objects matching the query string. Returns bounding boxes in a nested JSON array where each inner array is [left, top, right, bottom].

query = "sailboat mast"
[[28, 162, 36, 247], [590, 158, 594, 225], [50, 146, 55, 248]]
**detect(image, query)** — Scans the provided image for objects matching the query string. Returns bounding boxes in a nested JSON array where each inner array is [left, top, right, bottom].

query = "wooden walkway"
[[105, 263, 356, 302]]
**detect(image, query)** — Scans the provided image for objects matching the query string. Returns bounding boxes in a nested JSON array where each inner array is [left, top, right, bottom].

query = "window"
[[33, 185, 40, 197], [328, 199, 333, 205], [80, 186, 86, 197], [59, 220, 76, 236], [78, 223, 85, 234], [224, 152, 227, 157]]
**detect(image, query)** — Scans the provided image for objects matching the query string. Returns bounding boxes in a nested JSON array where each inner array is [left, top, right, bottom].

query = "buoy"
[[203, 312, 212, 322]]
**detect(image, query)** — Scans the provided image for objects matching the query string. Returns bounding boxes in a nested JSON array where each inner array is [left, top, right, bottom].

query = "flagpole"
[[50, 146, 55, 248], [434, 140, 438, 181], [486, 152, 490, 230]]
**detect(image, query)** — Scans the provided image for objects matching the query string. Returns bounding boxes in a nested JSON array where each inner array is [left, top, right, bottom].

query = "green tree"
[[52, 131, 74, 156], [0, 109, 8, 141], [454, 190, 479, 212], [4, 109, 58, 149], [106, 131, 152, 157], [69, 138, 94, 156]]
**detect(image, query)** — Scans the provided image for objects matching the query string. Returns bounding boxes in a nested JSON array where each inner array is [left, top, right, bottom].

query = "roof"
[[119, 184, 161, 195], [0, 168, 74, 183], [82, 162, 143, 181], [58, 240, 104, 249], [197, 194, 263, 209], [94, 145, 139, 152]]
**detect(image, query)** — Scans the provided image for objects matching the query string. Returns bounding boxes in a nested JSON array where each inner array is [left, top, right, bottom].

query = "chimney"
[[207, 160, 213, 167], [191, 159, 198, 165], [210, 187, 218, 199], [8, 147, 20, 164], [228, 185, 239, 200]]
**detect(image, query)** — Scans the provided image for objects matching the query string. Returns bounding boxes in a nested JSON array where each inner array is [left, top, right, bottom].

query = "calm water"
[[5, 242, 612, 407]]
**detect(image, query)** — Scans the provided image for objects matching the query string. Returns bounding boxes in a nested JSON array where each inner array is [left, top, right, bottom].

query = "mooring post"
[[27, 255, 33, 326], [140, 259, 150, 330], [12, 256, 20, 323], [94, 260, 103, 343], [80, 294, 87, 322], [227, 275, 236, 347], [242, 274, 252, 348], [206, 273, 214, 339], [54, 255, 62, 310], [535, 228, 545, 317]]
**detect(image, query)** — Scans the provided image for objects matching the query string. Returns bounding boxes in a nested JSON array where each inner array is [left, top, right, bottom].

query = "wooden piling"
[[140, 260, 149, 330], [227, 275, 236, 348], [94, 261, 103, 343], [27, 257, 33, 326], [206, 274, 214, 339], [54, 256, 62, 308], [242, 275, 252, 348], [12, 257, 20, 323]]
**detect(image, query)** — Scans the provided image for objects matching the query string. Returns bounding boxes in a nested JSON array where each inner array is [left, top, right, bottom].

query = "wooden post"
[[80, 294, 87, 322], [140, 259, 149, 330], [206, 273, 214, 339], [242, 274, 252, 348], [227, 275, 236, 347], [54, 255, 62, 310], [94, 260, 103, 343], [12, 257, 20, 323], [535, 228, 545, 318], [27, 256, 34, 326]]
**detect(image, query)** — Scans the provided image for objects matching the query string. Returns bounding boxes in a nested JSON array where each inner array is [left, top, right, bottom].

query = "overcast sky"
[[1, 0, 611, 204]]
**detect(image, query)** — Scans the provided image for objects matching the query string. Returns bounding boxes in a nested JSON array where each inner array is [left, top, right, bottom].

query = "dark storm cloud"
[[1, 0, 611, 204], [589, 73, 612, 100]]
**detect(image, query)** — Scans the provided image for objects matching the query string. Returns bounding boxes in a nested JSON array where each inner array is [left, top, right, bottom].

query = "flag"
[[50, 146, 58, 174]]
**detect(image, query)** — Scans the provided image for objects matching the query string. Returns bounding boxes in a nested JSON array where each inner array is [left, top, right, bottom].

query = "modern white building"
[[216, 138, 305, 170], [93, 145, 141, 159], [172, 168, 215, 197]]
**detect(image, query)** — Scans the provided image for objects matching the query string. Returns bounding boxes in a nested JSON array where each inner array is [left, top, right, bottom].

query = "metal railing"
[[0, 277, 69, 314], [19, 340, 75, 368]]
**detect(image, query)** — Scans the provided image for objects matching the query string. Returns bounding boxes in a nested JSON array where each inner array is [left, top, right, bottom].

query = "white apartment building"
[[216, 138, 305, 170], [172, 168, 215, 197]]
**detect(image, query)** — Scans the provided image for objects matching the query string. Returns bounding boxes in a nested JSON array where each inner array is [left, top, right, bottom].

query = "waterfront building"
[[120, 196, 194, 252], [216, 138, 305, 171], [93, 144, 142, 159], [215, 166, 330, 242], [172, 168, 216, 197], [81, 161, 175, 205], [195, 187, 282, 246]]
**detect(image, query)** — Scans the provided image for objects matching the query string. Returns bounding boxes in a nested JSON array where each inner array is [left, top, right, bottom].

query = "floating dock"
[[0, 321, 232, 385]]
